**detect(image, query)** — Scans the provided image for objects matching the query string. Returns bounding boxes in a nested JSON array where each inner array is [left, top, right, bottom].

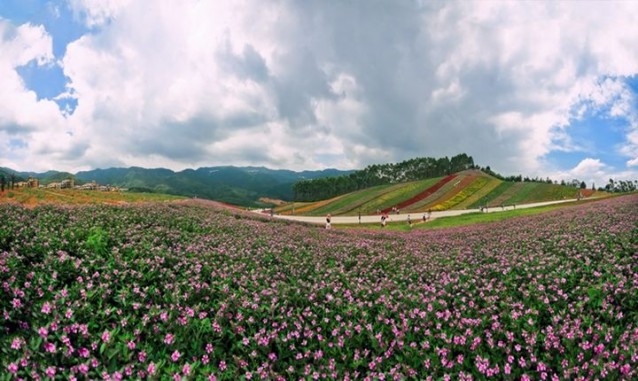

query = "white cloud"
[[0, 1, 638, 181], [0, 19, 76, 170], [66, 0, 132, 28], [550, 157, 638, 189]]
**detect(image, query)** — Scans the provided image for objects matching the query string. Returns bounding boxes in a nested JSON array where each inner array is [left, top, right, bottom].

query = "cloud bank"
[[1, 1, 637, 187]]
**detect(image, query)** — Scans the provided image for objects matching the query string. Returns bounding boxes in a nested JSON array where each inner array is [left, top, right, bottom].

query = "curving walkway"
[[258, 198, 586, 225]]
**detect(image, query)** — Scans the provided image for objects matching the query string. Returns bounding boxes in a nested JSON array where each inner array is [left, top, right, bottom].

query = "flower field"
[[1, 195, 637, 380]]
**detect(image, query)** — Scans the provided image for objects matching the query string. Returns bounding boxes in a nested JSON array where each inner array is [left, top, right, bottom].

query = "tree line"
[[293, 153, 475, 202], [604, 179, 637, 193], [0, 173, 18, 192]]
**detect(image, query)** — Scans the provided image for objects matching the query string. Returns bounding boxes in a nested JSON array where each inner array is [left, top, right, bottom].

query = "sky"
[[1, 0, 637, 187]]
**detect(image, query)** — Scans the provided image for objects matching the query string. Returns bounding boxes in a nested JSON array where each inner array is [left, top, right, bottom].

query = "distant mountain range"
[[0, 166, 352, 206]]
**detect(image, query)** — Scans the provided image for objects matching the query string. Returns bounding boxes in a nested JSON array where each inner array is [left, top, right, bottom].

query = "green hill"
[[276, 170, 605, 215]]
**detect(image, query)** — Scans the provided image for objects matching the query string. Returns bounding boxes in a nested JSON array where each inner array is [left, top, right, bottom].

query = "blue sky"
[[0, 1, 637, 187]]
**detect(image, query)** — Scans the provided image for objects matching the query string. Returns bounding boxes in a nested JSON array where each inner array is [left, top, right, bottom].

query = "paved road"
[[256, 198, 583, 225]]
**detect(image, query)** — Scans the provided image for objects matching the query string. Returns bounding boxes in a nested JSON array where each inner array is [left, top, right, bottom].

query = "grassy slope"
[[429, 175, 486, 211], [514, 183, 579, 203], [0, 187, 183, 206], [298, 178, 444, 216], [454, 177, 502, 209], [337, 198, 603, 232], [274, 202, 311, 215], [354, 177, 443, 215], [291, 195, 345, 215], [473, 182, 522, 208], [401, 176, 463, 212], [306, 182, 408, 216]]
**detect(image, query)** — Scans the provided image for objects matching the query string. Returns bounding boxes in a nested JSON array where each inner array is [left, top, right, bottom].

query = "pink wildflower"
[[11, 337, 23, 350], [45, 366, 56, 378], [7, 363, 18, 374]]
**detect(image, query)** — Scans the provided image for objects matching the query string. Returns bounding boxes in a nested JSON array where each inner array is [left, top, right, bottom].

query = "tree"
[[580, 181, 586, 189], [0, 175, 5, 192]]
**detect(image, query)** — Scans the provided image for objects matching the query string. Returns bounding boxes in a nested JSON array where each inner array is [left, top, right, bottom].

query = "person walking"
[[325, 214, 332, 229]]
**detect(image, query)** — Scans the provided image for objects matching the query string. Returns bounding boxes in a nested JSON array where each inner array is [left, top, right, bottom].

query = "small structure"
[[60, 179, 74, 189], [27, 177, 39, 188]]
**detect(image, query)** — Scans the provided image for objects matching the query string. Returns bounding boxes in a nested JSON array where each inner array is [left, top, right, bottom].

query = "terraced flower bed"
[[381, 175, 457, 213], [430, 176, 487, 211], [1, 196, 637, 379]]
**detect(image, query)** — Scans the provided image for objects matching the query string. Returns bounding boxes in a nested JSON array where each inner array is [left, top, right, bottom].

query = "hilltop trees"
[[604, 178, 637, 193], [294, 154, 475, 202]]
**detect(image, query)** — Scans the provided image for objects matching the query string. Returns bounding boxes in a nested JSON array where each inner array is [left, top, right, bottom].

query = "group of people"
[[324, 208, 434, 229]]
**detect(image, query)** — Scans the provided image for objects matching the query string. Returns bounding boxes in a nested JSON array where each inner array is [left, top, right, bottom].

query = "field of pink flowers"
[[1, 195, 637, 380]]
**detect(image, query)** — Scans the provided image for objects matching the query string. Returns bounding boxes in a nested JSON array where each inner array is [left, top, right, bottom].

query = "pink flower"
[[101, 331, 110, 342], [44, 342, 56, 353], [41, 302, 52, 314], [45, 366, 56, 378], [147, 363, 156, 375], [219, 361, 227, 371], [11, 337, 23, 350], [171, 350, 181, 362], [182, 364, 191, 376], [78, 364, 89, 375], [127, 341, 136, 350], [621, 364, 631, 375], [138, 351, 147, 362], [7, 363, 18, 374], [208, 375, 217, 381], [11, 298, 22, 308], [165, 333, 174, 345]]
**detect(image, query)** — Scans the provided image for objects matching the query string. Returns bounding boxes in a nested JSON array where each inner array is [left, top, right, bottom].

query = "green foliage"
[[468, 181, 515, 208], [86, 226, 109, 256]]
